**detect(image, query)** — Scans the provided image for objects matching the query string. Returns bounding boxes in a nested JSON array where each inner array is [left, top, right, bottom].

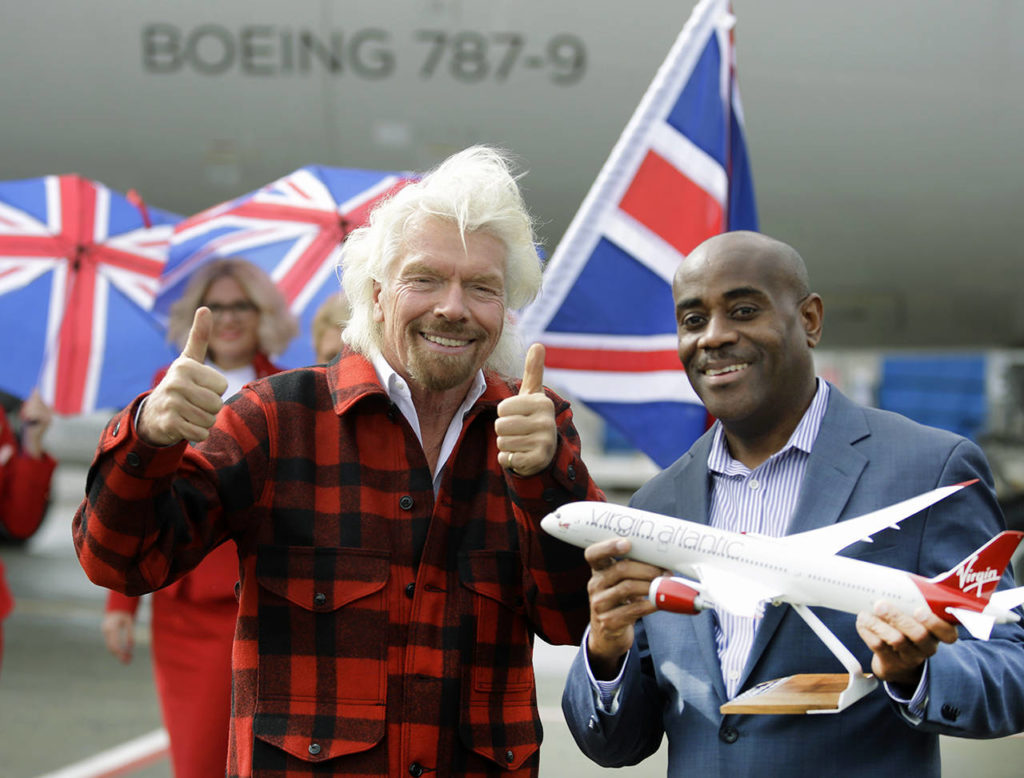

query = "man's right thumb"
[[182, 306, 212, 363]]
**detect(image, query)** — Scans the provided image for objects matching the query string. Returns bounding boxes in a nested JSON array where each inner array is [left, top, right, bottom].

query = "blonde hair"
[[339, 145, 542, 378], [311, 291, 350, 358], [166, 258, 299, 357]]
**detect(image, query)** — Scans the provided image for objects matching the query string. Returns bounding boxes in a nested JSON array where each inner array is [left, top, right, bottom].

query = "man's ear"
[[372, 281, 384, 323], [801, 293, 824, 347]]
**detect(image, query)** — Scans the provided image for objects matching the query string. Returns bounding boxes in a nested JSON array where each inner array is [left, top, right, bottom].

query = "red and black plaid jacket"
[[74, 350, 603, 777]]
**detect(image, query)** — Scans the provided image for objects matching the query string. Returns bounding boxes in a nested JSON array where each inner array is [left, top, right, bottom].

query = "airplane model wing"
[[693, 564, 781, 618], [946, 608, 996, 641], [777, 480, 977, 556]]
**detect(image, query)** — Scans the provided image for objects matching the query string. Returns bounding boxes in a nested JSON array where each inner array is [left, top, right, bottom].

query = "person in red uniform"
[[0, 389, 57, 673], [74, 145, 603, 777], [101, 258, 297, 778]]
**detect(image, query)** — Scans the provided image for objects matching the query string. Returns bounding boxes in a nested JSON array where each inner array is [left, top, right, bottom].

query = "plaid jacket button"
[[313, 592, 327, 607], [408, 762, 424, 776], [126, 452, 141, 468], [308, 743, 321, 756], [505, 749, 515, 763], [405, 582, 415, 599], [567, 464, 576, 481], [399, 495, 414, 510]]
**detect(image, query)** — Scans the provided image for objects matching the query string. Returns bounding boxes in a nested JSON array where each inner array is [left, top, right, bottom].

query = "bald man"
[[561, 231, 1024, 776]]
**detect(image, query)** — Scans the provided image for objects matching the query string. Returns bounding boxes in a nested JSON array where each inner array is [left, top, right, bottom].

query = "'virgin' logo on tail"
[[955, 554, 1001, 597]]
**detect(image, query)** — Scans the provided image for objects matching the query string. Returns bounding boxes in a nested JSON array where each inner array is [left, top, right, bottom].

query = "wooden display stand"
[[720, 603, 878, 715], [721, 672, 876, 715]]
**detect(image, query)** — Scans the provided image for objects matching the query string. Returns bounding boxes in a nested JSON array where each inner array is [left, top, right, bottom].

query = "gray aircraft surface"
[[1, 0, 1021, 348]]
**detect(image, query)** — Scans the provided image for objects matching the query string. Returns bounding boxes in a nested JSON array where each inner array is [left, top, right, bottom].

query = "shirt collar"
[[370, 352, 487, 433], [370, 353, 486, 404], [708, 378, 830, 475]]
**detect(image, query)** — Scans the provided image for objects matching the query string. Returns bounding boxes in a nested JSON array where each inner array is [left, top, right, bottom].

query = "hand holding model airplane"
[[542, 480, 1024, 712]]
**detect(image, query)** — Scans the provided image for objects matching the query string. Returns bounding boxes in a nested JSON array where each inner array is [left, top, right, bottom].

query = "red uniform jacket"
[[1, 405, 57, 622], [74, 351, 602, 777]]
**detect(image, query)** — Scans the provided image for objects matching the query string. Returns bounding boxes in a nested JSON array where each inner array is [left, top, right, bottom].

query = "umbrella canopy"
[[0, 175, 179, 414], [159, 165, 416, 367]]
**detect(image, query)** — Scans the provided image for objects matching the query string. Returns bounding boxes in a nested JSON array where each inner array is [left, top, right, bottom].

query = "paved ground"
[[1, 457, 1021, 776]]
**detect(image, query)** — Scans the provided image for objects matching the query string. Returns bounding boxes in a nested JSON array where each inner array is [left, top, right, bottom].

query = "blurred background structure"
[[2, 1, 1021, 349]]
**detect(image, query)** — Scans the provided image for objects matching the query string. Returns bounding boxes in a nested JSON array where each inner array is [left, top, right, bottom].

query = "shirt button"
[[728, 669, 740, 681], [399, 495, 414, 510], [405, 582, 415, 599], [542, 488, 558, 503], [408, 763, 424, 777], [748, 478, 760, 490], [313, 592, 327, 607], [308, 743, 321, 756]]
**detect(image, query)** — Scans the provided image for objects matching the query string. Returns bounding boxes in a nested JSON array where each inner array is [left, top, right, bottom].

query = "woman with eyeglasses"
[[101, 258, 297, 778]]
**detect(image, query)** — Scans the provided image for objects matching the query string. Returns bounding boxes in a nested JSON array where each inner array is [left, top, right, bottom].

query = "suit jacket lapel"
[[739, 385, 871, 689]]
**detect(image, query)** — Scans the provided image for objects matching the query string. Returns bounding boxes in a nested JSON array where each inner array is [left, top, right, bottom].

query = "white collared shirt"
[[370, 353, 487, 496]]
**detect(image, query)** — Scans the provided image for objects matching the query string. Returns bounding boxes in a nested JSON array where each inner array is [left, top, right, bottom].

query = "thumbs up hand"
[[495, 343, 556, 477], [137, 307, 230, 447]]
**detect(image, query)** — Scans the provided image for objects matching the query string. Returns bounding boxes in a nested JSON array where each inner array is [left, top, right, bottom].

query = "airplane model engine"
[[649, 576, 711, 615]]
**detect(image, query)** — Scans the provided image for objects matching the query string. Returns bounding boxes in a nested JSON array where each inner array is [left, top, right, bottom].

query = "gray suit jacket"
[[562, 385, 1024, 776]]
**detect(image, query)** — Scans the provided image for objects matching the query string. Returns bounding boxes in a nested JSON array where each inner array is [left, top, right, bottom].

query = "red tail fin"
[[932, 531, 1024, 601]]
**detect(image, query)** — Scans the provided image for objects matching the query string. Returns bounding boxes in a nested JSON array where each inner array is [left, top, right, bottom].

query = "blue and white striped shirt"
[[707, 380, 829, 697]]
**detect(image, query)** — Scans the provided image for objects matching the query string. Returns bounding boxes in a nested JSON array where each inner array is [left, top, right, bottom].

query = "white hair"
[[339, 145, 542, 378]]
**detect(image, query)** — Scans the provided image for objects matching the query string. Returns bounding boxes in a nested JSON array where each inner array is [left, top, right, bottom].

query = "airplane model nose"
[[540, 512, 560, 535]]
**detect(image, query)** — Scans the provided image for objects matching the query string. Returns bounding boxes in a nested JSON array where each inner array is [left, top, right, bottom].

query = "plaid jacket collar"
[[326, 348, 512, 419]]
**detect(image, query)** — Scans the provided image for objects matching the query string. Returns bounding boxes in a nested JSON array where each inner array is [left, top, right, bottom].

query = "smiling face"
[[373, 216, 507, 398], [673, 232, 822, 441], [202, 275, 261, 370]]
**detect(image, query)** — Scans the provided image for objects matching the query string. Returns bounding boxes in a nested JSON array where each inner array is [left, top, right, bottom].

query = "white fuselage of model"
[[543, 502, 923, 617], [541, 485, 1024, 636]]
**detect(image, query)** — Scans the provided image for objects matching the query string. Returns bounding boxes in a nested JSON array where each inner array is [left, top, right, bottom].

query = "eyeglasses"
[[204, 301, 258, 318]]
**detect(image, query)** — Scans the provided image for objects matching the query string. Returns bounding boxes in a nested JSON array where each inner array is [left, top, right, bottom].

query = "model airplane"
[[541, 480, 1024, 712]]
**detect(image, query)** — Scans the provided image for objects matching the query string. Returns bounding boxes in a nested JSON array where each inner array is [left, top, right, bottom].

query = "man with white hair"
[[74, 146, 603, 777]]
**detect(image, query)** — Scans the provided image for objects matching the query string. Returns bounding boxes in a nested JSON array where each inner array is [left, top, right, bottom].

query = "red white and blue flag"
[[518, 0, 757, 468], [0, 175, 179, 414], [160, 165, 416, 368]]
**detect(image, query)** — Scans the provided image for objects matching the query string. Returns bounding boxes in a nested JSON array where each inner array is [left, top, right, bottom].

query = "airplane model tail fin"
[[930, 531, 1024, 601]]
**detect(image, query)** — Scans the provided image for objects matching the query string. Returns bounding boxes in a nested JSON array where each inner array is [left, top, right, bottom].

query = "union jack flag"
[[519, 0, 757, 467], [0, 175, 179, 414], [161, 165, 416, 368]]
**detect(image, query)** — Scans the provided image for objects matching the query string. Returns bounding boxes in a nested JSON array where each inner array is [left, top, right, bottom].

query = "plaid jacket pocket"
[[254, 545, 390, 763], [458, 549, 541, 770]]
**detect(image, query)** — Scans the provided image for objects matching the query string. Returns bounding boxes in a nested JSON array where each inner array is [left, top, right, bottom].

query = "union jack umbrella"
[[0, 175, 179, 414], [159, 165, 416, 368]]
